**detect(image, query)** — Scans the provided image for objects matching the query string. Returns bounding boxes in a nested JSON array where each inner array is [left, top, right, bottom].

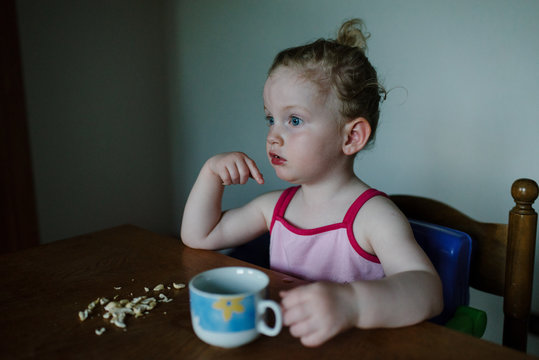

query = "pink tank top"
[[269, 186, 386, 283]]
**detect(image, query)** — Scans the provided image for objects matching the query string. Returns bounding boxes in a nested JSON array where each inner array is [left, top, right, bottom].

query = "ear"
[[342, 118, 371, 156]]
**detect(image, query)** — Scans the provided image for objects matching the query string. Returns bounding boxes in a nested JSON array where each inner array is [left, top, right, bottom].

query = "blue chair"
[[408, 219, 486, 337]]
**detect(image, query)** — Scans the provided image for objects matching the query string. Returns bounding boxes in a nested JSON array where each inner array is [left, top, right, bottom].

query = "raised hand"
[[206, 152, 264, 185]]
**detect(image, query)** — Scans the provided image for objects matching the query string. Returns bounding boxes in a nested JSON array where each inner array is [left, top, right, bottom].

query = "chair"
[[390, 178, 538, 352]]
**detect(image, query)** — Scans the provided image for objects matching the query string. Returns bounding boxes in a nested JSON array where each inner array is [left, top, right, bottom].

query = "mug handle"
[[256, 300, 282, 337]]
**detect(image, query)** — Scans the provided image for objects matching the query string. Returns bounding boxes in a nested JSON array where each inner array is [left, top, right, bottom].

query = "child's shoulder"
[[358, 189, 404, 221], [347, 182, 396, 214], [352, 187, 414, 255], [355, 188, 411, 237], [249, 188, 287, 218], [254, 188, 285, 204]]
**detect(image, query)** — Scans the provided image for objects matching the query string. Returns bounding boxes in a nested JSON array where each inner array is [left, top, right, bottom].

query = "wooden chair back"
[[390, 178, 538, 352]]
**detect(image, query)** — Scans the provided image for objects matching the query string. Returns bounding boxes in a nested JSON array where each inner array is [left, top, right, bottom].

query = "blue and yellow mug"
[[189, 267, 282, 348]]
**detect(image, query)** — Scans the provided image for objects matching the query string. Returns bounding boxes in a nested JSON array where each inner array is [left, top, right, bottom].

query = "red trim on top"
[[346, 226, 381, 263], [270, 186, 300, 232], [275, 216, 345, 236], [344, 189, 388, 264], [342, 189, 387, 223], [270, 186, 387, 264]]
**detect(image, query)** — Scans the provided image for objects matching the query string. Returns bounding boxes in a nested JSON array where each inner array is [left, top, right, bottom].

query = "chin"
[[274, 172, 301, 184]]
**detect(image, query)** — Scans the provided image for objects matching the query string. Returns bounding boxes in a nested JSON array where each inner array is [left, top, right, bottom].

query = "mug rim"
[[189, 266, 269, 297]]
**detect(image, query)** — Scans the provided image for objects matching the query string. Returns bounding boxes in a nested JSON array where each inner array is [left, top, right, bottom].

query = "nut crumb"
[[79, 280, 174, 332], [158, 293, 173, 303]]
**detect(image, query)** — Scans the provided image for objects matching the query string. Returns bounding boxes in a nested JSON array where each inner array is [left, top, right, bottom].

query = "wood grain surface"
[[0, 225, 534, 359]]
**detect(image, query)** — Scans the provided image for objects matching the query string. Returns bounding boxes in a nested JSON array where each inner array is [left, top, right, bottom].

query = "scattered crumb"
[[153, 284, 164, 291], [78, 281, 186, 334]]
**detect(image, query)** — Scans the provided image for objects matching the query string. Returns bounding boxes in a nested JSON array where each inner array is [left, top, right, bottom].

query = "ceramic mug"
[[189, 266, 282, 348]]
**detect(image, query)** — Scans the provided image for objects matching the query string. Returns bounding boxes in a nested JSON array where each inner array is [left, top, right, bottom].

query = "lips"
[[269, 152, 286, 165]]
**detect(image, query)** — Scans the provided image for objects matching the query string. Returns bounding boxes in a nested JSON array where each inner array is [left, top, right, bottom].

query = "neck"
[[299, 167, 362, 206]]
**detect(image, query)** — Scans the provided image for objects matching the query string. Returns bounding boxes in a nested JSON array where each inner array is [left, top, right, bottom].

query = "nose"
[[266, 124, 284, 146]]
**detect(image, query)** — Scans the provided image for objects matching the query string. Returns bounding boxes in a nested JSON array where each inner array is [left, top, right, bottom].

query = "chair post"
[[503, 178, 538, 351]]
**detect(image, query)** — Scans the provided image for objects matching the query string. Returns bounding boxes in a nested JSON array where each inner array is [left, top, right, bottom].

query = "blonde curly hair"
[[268, 19, 386, 144]]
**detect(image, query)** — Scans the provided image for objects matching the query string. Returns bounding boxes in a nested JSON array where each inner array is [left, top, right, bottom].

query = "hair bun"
[[336, 18, 370, 52]]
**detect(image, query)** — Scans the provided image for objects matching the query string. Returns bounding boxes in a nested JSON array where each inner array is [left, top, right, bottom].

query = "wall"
[[16, 0, 539, 353], [17, 0, 174, 242], [169, 0, 539, 352]]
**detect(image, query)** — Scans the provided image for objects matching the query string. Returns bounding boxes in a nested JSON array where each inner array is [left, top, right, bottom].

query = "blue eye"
[[265, 116, 274, 127], [290, 116, 303, 127]]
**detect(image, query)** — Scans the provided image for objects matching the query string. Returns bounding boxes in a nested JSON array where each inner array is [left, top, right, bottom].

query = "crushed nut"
[[158, 293, 173, 303], [87, 300, 97, 311], [78, 310, 89, 321], [78, 281, 176, 334], [153, 284, 164, 291], [173, 282, 186, 290], [111, 318, 126, 328]]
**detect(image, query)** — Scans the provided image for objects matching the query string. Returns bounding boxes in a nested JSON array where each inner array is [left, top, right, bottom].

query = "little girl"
[[181, 19, 443, 347]]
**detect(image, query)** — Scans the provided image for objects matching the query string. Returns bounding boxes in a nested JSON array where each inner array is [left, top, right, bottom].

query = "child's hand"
[[279, 282, 359, 347], [206, 152, 264, 185]]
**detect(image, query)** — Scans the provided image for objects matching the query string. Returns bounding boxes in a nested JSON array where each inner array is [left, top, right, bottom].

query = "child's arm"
[[181, 152, 270, 250], [279, 198, 443, 347]]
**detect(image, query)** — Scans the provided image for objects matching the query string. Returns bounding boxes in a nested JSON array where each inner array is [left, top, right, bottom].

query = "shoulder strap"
[[270, 186, 300, 231], [343, 189, 388, 224], [343, 189, 387, 263]]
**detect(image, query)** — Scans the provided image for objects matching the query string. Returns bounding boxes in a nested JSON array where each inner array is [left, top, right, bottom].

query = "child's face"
[[263, 66, 347, 184]]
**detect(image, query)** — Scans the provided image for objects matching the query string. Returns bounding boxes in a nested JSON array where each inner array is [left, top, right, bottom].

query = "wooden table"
[[0, 225, 535, 359]]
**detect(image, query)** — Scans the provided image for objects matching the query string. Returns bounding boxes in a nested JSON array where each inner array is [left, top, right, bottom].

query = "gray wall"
[[17, 0, 173, 241], [17, 0, 539, 353]]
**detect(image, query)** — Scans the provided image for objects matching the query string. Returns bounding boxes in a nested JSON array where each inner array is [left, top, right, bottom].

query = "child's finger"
[[225, 164, 240, 184], [288, 316, 315, 338], [244, 157, 264, 184], [219, 168, 232, 185], [299, 329, 329, 348], [280, 285, 311, 308], [282, 300, 311, 327]]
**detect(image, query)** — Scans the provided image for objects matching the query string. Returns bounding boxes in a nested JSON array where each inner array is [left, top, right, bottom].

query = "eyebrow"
[[263, 104, 311, 115]]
